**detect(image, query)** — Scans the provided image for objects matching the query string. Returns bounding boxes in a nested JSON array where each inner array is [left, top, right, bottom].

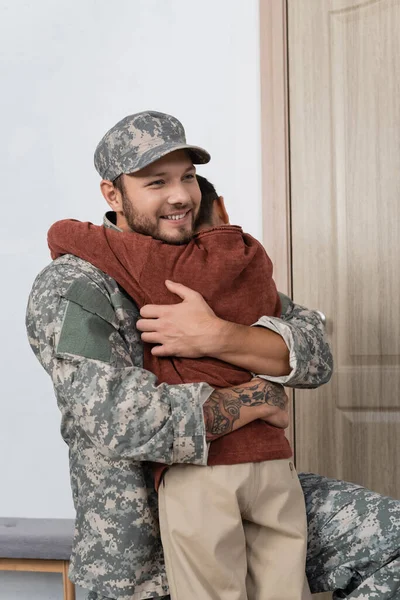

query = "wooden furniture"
[[0, 517, 76, 600]]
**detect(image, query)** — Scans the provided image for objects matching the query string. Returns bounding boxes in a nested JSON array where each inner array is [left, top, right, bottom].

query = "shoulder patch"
[[63, 279, 118, 326], [56, 279, 118, 362]]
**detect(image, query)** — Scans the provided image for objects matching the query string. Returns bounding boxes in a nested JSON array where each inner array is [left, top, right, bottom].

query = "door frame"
[[259, 0, 295, 448], [259, 0, 291, 296]]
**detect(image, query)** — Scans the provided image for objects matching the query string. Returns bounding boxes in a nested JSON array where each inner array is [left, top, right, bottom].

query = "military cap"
[[94, 110, 211, 181]]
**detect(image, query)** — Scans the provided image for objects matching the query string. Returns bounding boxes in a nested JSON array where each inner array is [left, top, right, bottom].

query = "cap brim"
[[122, 141, 211, 176]]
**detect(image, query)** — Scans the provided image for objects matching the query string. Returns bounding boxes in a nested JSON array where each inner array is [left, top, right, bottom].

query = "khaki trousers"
[[158, 459, 308, 600]]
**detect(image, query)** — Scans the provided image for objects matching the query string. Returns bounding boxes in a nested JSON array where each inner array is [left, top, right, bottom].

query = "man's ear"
[[214, 196, 230, 224], [100, 179, 123, 212]]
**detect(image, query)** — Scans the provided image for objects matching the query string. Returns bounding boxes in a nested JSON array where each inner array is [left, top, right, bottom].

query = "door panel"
[[288, 0, 400, 498]]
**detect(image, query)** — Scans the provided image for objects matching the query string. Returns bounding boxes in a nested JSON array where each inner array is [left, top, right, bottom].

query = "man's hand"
[[137, 280, 290, 377], [137, 280, 223, 357], [204, 378, 289, 441]]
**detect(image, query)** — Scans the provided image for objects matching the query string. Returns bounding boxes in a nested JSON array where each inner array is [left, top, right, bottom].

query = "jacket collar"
[[103, 212, 122, 232]]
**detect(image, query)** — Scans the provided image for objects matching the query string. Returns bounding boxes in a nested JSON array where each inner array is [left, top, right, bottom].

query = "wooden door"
[[287, 0, 400, 499]]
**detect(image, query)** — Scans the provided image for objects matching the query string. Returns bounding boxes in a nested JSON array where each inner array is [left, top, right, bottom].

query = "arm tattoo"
[[204, 379, 284, 442], [264, 383, 287, 410], [232, 380, 287, 410], [203, 390, 241, 441]]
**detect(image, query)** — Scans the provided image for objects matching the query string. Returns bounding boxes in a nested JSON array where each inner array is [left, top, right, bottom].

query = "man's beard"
[[122, 195, 195, 245]]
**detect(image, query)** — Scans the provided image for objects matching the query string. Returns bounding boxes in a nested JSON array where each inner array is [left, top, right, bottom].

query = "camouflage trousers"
[[87, 474, 400, 599], [301, 473, 400, 599]]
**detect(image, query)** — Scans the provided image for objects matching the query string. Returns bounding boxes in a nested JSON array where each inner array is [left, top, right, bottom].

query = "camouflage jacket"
[[25, 228, 333, 599]]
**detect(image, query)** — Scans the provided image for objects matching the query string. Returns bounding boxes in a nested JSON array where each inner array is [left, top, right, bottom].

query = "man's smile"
[[160, 209, 191, 223]]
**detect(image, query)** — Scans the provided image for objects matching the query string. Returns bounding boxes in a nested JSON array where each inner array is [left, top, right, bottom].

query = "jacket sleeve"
[[26, 258, 212, 464], [47, 220, 150, 305], [252, 293, 333, 389]]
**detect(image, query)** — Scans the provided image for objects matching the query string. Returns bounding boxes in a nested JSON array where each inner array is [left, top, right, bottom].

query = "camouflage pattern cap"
[[94, 110, 211, 181]]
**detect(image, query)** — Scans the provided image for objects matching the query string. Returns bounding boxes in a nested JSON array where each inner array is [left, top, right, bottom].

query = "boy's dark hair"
[[196, 175, 219, 226]]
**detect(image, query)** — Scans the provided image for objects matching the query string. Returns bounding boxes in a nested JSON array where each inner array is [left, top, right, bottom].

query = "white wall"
[[0, 0, 261, 596]]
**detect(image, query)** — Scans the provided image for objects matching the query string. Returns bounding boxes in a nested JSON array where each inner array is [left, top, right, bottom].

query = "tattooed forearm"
[[264, 383, 287, 410], [230, 380, 287, 410], [204, 379, 283, 441], [203, 390, 241, 441]]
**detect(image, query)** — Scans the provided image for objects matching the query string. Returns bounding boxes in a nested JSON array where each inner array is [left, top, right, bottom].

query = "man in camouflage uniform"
[[26, 111, 400, 599]]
